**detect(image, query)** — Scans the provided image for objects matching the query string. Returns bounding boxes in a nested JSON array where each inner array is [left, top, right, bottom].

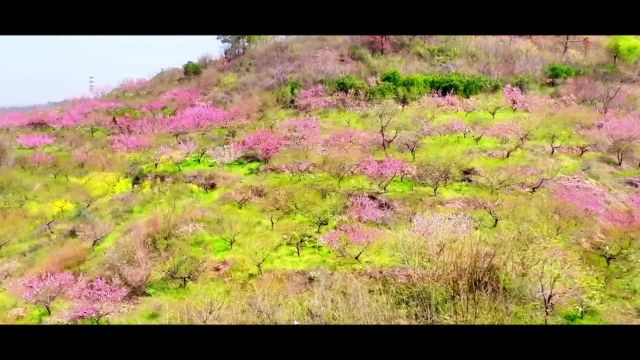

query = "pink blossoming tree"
[[504, 84, 528, 111], [321, 223, 382, 262], [348, 195, 391, 224], [68, 277, 127, 324], [597, 114, 640, 166], [359, 157, 412, 192], [295, 85, 335, 111], [14, 271, 75, 315], [16, 134, 55, 148], [234, 129, 286, 162], [111, 135, 153, 153]]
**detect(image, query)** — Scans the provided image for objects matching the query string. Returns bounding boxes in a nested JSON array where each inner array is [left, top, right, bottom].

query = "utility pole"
[[89, 76, 95, 97]]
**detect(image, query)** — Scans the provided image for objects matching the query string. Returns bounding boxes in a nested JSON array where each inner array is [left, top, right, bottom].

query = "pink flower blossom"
[[359, 157, 410, 178], [14, 272, 75, 313], [16, 134, 55, 148], [160, 89, 202, 106], [322, 223, 381, 249], [323, 130, 376, 148], [348, 195, 391, 223], [280, 118, 321, 148], [295, 85, 335, 111], [111, 134, 152, 152], [142, 100, 166, 112], [553, 176, 609, 215], [433, 91, 462, 111], [71, 277, 127, 303], [234, 129, 286, 162], [599, 209, 640, 230], [441, 118, 469, 135], [504, 84, 528, 111]]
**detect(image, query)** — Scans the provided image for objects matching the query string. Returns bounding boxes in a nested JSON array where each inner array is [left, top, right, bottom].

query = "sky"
[[0, 36, 222, 107]]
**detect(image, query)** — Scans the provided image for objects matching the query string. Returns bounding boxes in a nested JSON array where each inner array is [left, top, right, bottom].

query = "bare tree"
[[576, 143, 593, 157], [549, 133, 562, 156], [560, 35, 585, 58], [376, 104, 400, 156], [538, 261, 560, 325], [596, 84, 623, 116], [414, 162, 455, 197], [261, 189, 295, 231], [165, 256, 204, 288], [396, 132, 421, 162], [477, 167, 519, 194]]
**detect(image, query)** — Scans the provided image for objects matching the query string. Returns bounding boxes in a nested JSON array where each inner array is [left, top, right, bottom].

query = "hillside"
[[1, 35, 640, 324]]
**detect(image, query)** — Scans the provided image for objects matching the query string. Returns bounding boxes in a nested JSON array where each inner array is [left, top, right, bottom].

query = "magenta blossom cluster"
[[432, 91, 461, 111], [234, 129, 286, 161], [171, 103, 235, 131], [598, 114, 640, 142], [553, 176, 609, 215], [440, 118, 469, 135], [295, 85, 335, 111], [599, 209, 640, 230], [111, 134, 152, 152], [348, 195, 390, 224], [67, 277, 127, 324], [160, 89, 202, 106], [323, 129, 376, 148], [504, 84, 528, 111], [16, 134, 55, 148], [280, 118, 321, 147], [359, 157, 411, 179], [0, 112, 29, 129], [321, 223, 381, 249], [15, 272, 75, 310], [142, 99, 166, 112]]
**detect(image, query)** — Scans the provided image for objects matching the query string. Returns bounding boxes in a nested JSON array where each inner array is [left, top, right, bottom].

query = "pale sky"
[[0, 36, 222, 107]]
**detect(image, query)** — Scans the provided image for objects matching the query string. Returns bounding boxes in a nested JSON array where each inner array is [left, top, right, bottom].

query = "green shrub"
[[220, 73, 239, 90], [161, 107, 177, 117], [183, 61, 203, 77], [372, 71, 497, 101], [323, 75, 368, 94], [275, 79, 302, 107], [349, 46, 372, 64], [607, 36, 640, 64], [411, 40, 459, 64], [381, 70, 402, 86], [545, 64, 580, 82], [334, 75, 367, 93], [111, 107, 143, 119], [367, 82, 396, 100], [426, 73, 495, 98]]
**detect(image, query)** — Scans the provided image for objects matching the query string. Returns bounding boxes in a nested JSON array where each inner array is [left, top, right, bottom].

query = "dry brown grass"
[[31, 240, 91, 273]]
